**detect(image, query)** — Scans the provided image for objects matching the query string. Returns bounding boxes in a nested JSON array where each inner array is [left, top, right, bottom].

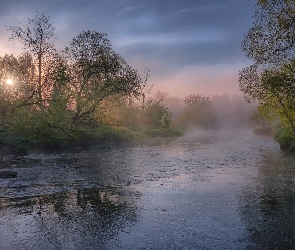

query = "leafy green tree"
[[240, 0, 295, 101], [0, 53, 37, 140], [109, 97, 143, 128], [257, 62, 295, 130], [0, 13, 155, 148], [65, 30, 148, 124], [143, 99, 172, 128], [0, 50, 72, 148], [239, 0, 295, 138]]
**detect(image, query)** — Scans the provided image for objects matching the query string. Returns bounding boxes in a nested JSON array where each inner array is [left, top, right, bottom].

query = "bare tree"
[[7, 12, 62, 108]]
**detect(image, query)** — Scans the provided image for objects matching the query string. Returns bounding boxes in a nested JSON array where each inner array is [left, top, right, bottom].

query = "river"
[[0, 129, 295, 249]]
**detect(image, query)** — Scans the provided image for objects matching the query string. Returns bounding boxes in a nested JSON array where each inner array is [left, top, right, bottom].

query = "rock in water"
[[0, 171, 17, 178]]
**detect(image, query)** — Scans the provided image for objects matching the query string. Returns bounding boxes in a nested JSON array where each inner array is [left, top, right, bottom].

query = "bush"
[[177, 94, 216, 129], [274, 128, 295, 152], [143, 100, 172, 128]]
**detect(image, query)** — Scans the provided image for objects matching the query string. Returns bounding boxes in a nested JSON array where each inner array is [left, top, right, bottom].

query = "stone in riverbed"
[[0, 171, 17, 178]]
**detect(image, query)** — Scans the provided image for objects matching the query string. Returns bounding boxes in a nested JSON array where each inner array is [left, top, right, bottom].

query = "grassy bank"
[[0, 125, 184, 155]]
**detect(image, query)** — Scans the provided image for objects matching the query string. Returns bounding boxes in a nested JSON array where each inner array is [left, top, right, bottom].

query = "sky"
[[0, 0, 255, 98]]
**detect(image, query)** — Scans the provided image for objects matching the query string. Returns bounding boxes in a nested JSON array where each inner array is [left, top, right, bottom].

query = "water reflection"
[[0, 187, 139, 249], [1, 130, 294, 249], [239, 151, 295, 249]]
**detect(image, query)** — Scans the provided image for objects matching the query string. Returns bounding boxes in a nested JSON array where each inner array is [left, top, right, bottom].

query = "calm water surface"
[[0, 129, 295, 249]]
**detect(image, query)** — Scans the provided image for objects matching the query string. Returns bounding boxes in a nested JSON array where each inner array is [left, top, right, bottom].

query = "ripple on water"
[[1, 129, 295, 249]]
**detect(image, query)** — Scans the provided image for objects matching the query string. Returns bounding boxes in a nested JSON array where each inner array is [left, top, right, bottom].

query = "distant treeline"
[[151, 91, 255, 129]]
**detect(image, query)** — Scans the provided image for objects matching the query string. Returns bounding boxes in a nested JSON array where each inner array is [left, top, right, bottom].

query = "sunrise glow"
[[6, 79, 13, 85]]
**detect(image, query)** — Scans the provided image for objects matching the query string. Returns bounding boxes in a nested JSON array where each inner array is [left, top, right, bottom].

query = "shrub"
[[143, 100, 172, 128], [274, 128, 295, 152]]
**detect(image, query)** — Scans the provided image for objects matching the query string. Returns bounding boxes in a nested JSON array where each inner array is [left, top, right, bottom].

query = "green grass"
[[0, 124, 184, 154]]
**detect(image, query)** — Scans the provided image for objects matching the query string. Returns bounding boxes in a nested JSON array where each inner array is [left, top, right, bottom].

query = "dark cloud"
[[0, 0, 255, 96]]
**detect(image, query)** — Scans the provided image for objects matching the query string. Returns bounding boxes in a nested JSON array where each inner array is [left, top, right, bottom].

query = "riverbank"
[[0, 126, 184, 156]]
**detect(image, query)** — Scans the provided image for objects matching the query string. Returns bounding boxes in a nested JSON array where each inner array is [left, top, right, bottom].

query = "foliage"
[[241, 60, 295, 132], [0, 13, 184, 151], [0, 54, 34, 108], [108, 97, 143, 128], [7, 12, 64, 109], [152, 90, 184, 120], [240, 0, 295, 149], [239, 0, 295, 105], [143, 99, 173, 128], [102, 96, 174, 129], [274, 127, 295, 152], [251, 106, 274, 135], [65, 30, 149, 124], [242, 0, 295, 65], [178, 94, 216, 128], [239, 0, 295, 100]]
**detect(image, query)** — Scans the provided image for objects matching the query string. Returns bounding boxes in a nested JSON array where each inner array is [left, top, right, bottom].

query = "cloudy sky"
[[0, 0, 255, 97]]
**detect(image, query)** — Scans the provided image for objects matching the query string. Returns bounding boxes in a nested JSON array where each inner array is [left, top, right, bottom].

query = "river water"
[[0, 129, 295, 249]]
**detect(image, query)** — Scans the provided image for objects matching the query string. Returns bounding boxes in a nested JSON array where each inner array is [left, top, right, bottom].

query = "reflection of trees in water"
[[239, 152, 295, 249], [0, 187, 139, 249]]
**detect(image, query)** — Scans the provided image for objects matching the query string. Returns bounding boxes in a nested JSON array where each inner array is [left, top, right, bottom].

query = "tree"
[[240, 0, 295, 103], [0, 53, 39, 138], [0, 13, 154, 148], [250, 106, 273, 134], [152, 90, 184, 120], [178, 94, 216, 128], [257, 62, 295, 130], [65, 30, 148, 124], [7, 12, 63, 109], [241, 0, 295, 66], [239, 0, 295, 133], [143, 99, 172, 128]]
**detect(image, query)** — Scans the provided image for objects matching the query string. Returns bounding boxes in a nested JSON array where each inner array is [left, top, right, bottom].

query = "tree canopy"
[[240, 0, 295, 150], [239, 1, 295, 122], [65, 30, 148, 123], [242, 0, 295, 66], [178, 94, 216, 128], [0, 12, 151, 148]]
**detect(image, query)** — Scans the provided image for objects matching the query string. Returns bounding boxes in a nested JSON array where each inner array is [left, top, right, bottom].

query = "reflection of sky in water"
[[0, 188, 139, 249], [1, 129, 295, 249]]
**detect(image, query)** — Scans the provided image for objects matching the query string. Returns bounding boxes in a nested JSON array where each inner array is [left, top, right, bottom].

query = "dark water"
[[0, 129, 295, 249]]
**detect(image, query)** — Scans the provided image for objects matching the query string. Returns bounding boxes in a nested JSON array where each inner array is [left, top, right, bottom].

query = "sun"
[[6, 79, 13, 85]]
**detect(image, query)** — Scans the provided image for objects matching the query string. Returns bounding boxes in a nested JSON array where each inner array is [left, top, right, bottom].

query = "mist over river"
[[0, 129, 295, 249]]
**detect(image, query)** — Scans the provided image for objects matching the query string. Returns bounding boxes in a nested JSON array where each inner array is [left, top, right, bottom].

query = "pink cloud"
[[149, 65, 243, 98]]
